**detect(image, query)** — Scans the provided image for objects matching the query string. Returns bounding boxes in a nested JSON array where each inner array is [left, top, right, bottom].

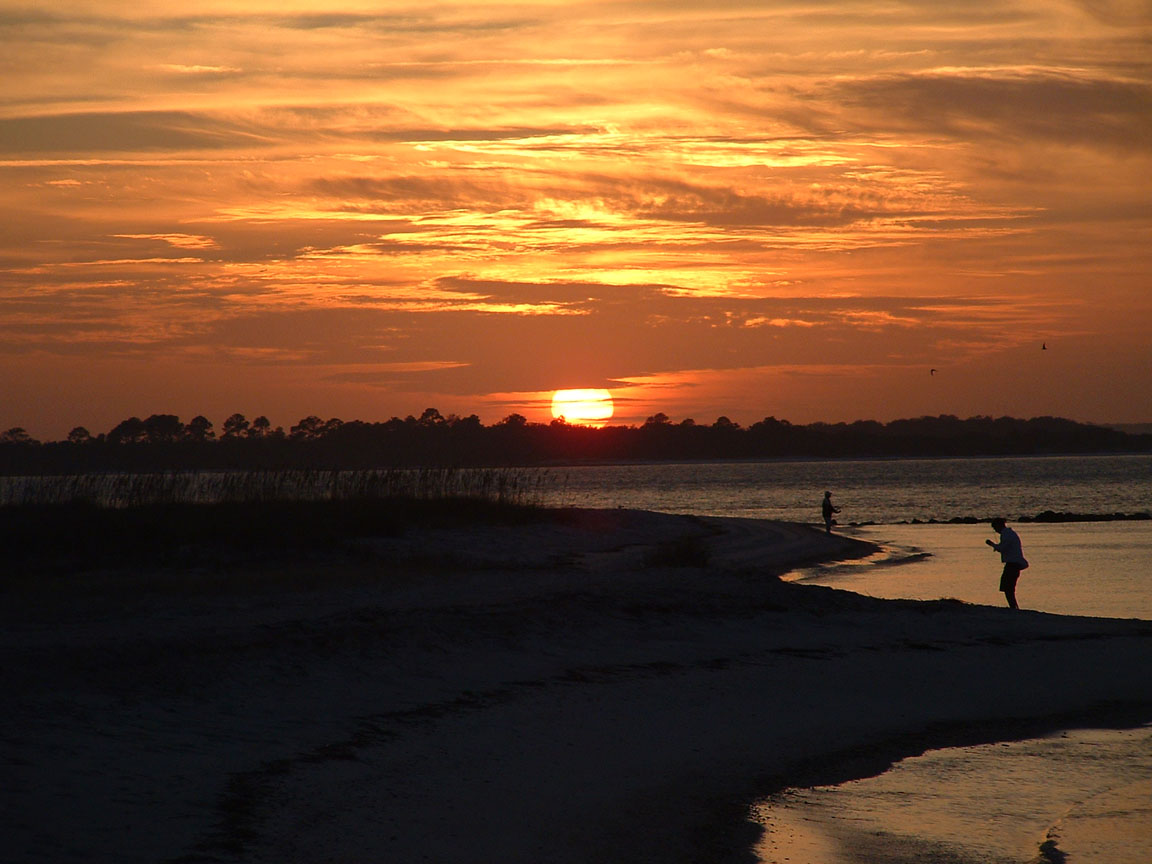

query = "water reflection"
[[786, 522, 1152, 620], [754, 726, 1152, 864], [544, 455, 1152, 525]]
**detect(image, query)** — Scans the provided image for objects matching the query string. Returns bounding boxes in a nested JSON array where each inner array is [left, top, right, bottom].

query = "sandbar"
[[2, 508, 1149, 863]]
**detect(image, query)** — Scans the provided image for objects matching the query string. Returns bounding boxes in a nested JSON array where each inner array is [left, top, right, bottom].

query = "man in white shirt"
[[986, 517, 1029, 609]]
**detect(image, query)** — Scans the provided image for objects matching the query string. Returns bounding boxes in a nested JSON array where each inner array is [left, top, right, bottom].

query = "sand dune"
[[2, 509, 1149, 863]]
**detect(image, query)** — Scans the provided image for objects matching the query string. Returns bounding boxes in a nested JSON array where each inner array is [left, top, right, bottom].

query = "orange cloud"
[[1, 0, 1149, 437]]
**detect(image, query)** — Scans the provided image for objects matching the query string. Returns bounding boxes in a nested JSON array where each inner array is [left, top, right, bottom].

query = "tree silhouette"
[[108, 417, 146, 445], [418, 408, 446, 426], [1, 410, 1148, 477], [185, 415, 214, 442], [143, 414, 184, 444], [290, 415, 325, 440], [222, 413, 250, 439]]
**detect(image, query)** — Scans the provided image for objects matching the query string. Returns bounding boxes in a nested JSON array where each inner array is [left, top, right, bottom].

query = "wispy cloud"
[[114, 233, 220, 249], [831, 67, 1152, 150], [2, 0, 1149, 435]]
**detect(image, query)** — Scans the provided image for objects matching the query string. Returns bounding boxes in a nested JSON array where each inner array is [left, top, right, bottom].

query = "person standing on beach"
[[986, 517, 1029, 609], [822, 491, 840, 534]]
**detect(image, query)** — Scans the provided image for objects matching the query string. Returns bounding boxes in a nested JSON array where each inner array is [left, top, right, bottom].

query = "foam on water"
[[754, 725, 1152, 864]]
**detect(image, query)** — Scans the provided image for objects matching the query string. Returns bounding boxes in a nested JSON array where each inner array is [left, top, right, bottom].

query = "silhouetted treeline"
[[1, 411, 1149, 474]]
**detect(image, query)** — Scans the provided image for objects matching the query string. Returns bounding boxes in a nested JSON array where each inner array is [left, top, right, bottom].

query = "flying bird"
[[930, 368, 937, 376]]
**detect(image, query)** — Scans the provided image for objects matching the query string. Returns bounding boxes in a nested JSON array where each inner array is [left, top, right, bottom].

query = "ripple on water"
[[753, 725, 1152, 864]]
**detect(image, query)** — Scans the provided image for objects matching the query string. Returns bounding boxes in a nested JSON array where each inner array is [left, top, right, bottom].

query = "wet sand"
[[2, 508, 1150, 863]]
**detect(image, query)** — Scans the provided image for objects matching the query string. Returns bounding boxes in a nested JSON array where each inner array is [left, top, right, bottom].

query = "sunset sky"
[[3, 1, 1150, 438]]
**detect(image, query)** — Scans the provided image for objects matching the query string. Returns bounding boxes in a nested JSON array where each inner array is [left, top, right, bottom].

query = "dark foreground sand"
[[2, 509, 1150, 863]]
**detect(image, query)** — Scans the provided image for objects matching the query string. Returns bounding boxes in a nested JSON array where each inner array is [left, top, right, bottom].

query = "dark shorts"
[[1000, 563, 1024, 593]]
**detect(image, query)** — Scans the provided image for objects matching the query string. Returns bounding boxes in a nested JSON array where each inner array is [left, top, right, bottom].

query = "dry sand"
[[2, 508, 1150, 864]]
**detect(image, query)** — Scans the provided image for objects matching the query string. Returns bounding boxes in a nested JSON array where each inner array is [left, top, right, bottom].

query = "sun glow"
[[551, 389, 614, 425], [3, 3, 1149, 439]]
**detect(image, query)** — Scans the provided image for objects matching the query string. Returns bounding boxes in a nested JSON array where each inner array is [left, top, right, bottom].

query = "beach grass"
[[0, 466, 557, 509], [1, 467, 560, 580], [3, 496, 552, 580]]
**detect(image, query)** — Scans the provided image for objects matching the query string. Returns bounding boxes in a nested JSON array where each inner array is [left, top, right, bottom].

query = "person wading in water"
[[822, 491, 840, 535]]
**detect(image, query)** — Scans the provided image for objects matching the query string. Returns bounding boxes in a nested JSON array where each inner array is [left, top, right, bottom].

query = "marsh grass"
[[0, 466, 555, 509], [1, 468, 563, 578]]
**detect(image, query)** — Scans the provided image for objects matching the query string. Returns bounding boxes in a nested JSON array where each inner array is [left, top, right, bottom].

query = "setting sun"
[[2, 2, 1150, 439], [551, 389, 614, 425]]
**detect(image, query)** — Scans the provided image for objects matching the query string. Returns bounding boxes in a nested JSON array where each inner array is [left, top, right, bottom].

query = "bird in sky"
[[930, 368, 937, 376]]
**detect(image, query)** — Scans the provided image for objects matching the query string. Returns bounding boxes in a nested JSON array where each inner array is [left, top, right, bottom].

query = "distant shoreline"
[[5, 449, 1152, 478], [3, 414, 1149, 476], [886, 509, 1152, 526]]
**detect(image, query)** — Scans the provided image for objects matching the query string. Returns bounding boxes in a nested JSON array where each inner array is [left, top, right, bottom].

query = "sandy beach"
[[3, 508, 1150, 864]]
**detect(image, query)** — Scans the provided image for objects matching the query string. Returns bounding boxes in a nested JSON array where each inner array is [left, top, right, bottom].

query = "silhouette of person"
[[986, 517, 1029, 609], [822, 491, 840, 534]]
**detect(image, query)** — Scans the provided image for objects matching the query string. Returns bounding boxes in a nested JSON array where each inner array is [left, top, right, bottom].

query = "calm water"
[[754, 725, 1152, 864], [542, 454, 1152, 525], [542, 454, 1152, 619], [539, 454, 1152, 618], [790, 521, 1152, 620], [537, 455, 1152, 864]]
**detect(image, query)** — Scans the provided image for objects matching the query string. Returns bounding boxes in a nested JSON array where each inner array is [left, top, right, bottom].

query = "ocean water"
[[534, 454, 1152, 863], [542, 453, 1152, 526], [790, 520, 1152, 620], [541, 453, 1152, 620], [753, 724, 1152, 864], [761, 518, 1152, 863]]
